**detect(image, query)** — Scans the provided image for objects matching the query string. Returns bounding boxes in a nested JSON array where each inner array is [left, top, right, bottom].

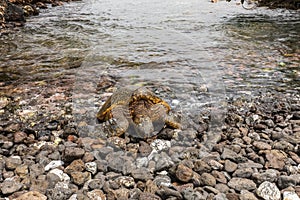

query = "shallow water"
[[0, 0, 299, 136]]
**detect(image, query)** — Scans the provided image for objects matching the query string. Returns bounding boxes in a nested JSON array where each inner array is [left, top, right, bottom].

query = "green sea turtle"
[[97, 87, 181, 138]]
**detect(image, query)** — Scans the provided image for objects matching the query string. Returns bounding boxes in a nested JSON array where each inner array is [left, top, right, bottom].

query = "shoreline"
[[1, 0, 299, 32], [0, 75, 300, 199]]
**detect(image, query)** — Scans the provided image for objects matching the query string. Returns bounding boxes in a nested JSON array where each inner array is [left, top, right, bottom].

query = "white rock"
[[85, 162, 97, 175], [283, 191, 300, 200], [256, 181, 280, 200], [68, 194, 77, 200], [136, 157, 149, 168], [252, 114, 260, 121], [45, 160, 64, 171], [150, 139, 171, 151], [49, 169, 70, 183], [55, 181, 69, 189], [171, 99, 180, 106]]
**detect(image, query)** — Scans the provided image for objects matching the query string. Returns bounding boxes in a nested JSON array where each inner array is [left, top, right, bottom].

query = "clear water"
[[0, 0, 299, 137]]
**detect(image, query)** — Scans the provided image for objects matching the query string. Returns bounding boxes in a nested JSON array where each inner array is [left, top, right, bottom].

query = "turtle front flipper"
[[103, 105, 130, 137]]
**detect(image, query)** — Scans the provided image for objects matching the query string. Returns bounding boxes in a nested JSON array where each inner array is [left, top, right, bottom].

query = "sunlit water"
[[0, 0, 299, 136]]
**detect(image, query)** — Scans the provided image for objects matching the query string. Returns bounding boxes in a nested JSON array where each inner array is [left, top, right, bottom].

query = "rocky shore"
[[0, 73, 300, 200], [0, 0, 70, 32]]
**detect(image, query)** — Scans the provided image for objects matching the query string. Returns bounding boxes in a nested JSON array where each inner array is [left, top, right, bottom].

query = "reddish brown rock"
[[14, 191, 47, 200], [262, 149, 287, 170], [13, 131, 27, 143], [64, 159, 85, 174], [175, 164, 194, 183]]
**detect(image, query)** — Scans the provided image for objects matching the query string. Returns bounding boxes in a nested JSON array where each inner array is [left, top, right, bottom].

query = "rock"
[[82, 152, 94, 163], [256, 181, 280, 200], [113, 188, 130, 199], [175, 164, 194, 182], [215, 183, 230, 193], [14, 131, 27, 143], [252, 141, 272, 150], [252, 169, 279, 184], [3, 171, 14, 179], [115, 176, 135, 188], [15, 164, 28, 179], [45, 160, 64, 171], [4, 123, 20, 133], [203, 185, 219, 194], [211, 170, 227, 184], [221, 148, 245, 163], [192, 171, 202, 187], [46, 182, 73, 199], [262, 149, 287, 170], [106, 152, 135, 175], [63, 147, 85, 162], [296, 186, 300, 197], [88, 178, 105, 190], [240, 190, 258, 200], [238, 160, 263, 169], [2, 141, 13, 149], [228, 178, 256, 192], [232, 167, 253, 178], [139, 192, 162, 200], [200, 172, 216, 186], [153, 174, 171, 187], [173, 183, 193, 193], [157, 186, 183, 199], [14, 191, 47, 200], [278, 175, 300, 189], [153, 151, 174, 171], [214, 193, 227, 200], [131, 167, 153, 181], [0, 178, 23, 194], [48, 168, 70, 183], [226, 193, 239, 200], [283, 191, 300, 200], [107, 137, 127, 150], [5, 156, 22, 170], [208, 159, 223, 170], [95, 160, 108, 173], [48, 151, 61, 161], [224, 159, 237, 173], [29, 163, 45, 178], [264, 119, 275, 128], [139, 141, 152, 157], [94, 147, 114, 160], [64, 159, 85, 174], [85, 162, 97, 175], [193, 160, 212, 173], [87, 189, 106, 200], [143, 180, 157, 193], [273, 141, 294, 151], [182, 188, 205, 200], [289, 152, 300, 164], [29, 176, 49, 193], [150, 139, 171, 152], [70, 171, 91, 186]]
